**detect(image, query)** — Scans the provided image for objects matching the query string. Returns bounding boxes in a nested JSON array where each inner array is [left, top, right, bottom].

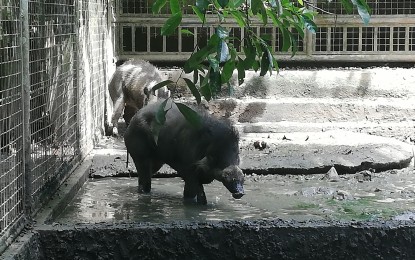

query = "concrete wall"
[[5, 220, 415, 259]]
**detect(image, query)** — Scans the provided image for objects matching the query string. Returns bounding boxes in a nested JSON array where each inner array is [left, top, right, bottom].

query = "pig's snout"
[[224, 181, 245, 199], [232, 182, 245, 199]]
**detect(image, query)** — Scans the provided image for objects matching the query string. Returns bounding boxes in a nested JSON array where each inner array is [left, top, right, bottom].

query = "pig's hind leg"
[[111, 93, 125, 136]]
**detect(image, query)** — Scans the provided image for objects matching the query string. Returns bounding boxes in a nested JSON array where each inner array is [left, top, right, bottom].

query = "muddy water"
[[56, 167, 415, 223]]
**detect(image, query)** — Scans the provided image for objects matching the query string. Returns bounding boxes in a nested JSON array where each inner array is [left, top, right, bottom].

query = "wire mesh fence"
[[1, 0, 111, 252], [77, 0, 108, 154], [28, 0, 78, 210], [0, 0, 25, 242], [316, 0, 415, 15]]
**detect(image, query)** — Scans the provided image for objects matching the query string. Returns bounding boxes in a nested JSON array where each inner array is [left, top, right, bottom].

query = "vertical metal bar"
[[306, 0, 316, 56], [358, 27, 362, 52], [342, 27, 347, 52], [305, 30, 316, 56], [178, 26, 182, 54], [405, 26, 409, 52], [390, 26, 394, 52], [163, 32, 166, 53], [75, 0, 81, 158], [113, 0, 120, 57], [271, 27, 276, 53], [147, 25, 150, 53], [132, 25, 136, 53], [374, 27, 378, 52], [241, 27, 245, 49], [327, 27, 331, 52], [20, 0, 32, 219], [194, 26, 197, 50]]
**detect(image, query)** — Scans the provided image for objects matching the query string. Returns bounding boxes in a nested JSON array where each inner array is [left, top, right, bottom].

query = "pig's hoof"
[[197, 193, 207, 205], [112, 127, 119, 137], [183, 196, 197, 205], [138, 185, 151, 193]]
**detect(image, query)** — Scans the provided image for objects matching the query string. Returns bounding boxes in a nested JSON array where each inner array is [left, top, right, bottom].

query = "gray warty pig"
[[108, 59, 169, 136], [124, 100, 245, 205]]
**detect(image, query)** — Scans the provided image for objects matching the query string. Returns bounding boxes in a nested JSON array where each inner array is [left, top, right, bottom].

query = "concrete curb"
[[35, 154, 93, 224], [14, 220, 415, 259]]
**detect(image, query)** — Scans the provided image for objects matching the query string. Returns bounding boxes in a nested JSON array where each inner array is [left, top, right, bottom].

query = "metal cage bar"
[[115, 0, 415, 62], [1, 0, 111, 252], [0, 0, 25, 247]]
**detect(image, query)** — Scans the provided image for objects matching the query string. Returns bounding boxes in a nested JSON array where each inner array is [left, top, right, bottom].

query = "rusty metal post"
[[20, 0, 33, 219]]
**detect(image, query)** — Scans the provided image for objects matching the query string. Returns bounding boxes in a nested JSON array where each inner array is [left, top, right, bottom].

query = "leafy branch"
[[150, 0, 371, 126]]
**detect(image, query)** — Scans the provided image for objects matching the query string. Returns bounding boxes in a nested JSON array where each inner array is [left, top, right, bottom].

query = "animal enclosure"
[[1, 0, 415, 256], [116, 0, 415, 62], [0, 0, 113, 252]]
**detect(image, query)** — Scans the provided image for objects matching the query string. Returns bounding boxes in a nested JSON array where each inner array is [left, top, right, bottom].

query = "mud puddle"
[[56, 166, 415, 224]]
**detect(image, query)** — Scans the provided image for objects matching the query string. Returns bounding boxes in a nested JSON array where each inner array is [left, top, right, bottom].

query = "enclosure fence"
[[116, 0, 415, 62], [0, 0, 112, 252]]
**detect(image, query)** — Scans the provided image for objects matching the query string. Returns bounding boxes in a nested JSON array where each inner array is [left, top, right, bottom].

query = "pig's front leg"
[[131, 157, 152, 193], [183, 174, 207, 205]]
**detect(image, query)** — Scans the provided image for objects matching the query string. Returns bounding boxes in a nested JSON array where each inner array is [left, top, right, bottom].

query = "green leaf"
[[252, 60, 260, 72], [230, 11, 246, 27], [278, 25, 292, 52], [237, 58, 245, 85], [181, 29, 194, 36], [218, 40, 230, 63], [152, 0, 167, 14], [251, 0, 262, 15], [200, 83, 212, 101], [209, 69, 222, 96], [184, 36, 219, 73], [301, 14, 317, 34], [170, 0, 180, 14], [199, 74, 211, 100], [259, 5, 268, 25], [161, 13, 182, 36], [155, 99, 169, 125], [193, 69, 199, 83], [222, 60, 235, 83], [183, 78, 202, 104], [268, 0, 278, 8], [351, 0, 371, 25], [340, 0, 354, 14], [242, 39, 256, 69], [229, 0, 244, 8], [208, 56, 220, 71], [192, 6, 206, 23], [152, 80, 174, 92], [218, 0, 229, 8], [216, 26, 229, 39], [176, 103, 202, 127], [290, 36, 298, 56], [196, 0, 209, 12], [297, 0, 303, 6], [260, 51, 270, 76], [184, 49, 207, 73], [292, 23, 305, 40]]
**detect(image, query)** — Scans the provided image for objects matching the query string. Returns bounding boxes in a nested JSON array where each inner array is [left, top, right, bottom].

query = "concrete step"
[[221, 98, 415, 124]]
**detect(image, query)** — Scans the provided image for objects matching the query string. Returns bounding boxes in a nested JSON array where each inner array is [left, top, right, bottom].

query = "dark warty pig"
[[124, 100, 245, 205], [107, 59, 169, 136]]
